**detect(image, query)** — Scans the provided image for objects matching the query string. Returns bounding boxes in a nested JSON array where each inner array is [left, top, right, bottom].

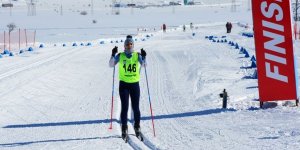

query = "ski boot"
[[134, 124, 144, 141], [121, 125, 128, 143]]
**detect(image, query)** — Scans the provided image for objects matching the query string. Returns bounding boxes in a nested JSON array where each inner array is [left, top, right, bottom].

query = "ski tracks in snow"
[[0, 47, 89, 124], [111, 88, 158, 150], [0, 47, 83, 81], [0, 47, 84, 100], [146, 50, 196, 149], [142, 34, 242, 149]]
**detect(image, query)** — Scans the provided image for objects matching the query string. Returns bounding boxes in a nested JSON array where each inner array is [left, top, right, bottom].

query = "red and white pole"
[[3, 31, 5, 50], [109, 66, 116, 130], [8, 31, 10, 51], [294, 23, 297, 40], [25, 29, 27, 47], [19, 28, 21, 50], [34, 30, 36, 47], [144, 66, 156, 137], [299, 26, 300, 40]]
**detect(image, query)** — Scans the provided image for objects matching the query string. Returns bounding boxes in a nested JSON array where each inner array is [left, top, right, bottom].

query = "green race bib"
[[119, 52, 140, 83]]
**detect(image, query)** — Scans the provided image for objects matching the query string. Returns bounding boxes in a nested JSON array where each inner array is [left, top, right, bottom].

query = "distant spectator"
[[190, 22, 194, 30], [183, 25, 186, 32], [162, 24, 166, 32], [226, 22, 232, 33]]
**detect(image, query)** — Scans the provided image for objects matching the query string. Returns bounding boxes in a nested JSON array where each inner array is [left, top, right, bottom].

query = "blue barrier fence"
[[205, 35, 257, 79], [0, 34, 153, 59], [242, 32, 254, 38]]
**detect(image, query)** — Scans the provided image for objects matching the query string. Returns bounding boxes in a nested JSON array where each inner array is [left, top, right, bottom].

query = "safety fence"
[[0, 29, 36, 53], [0, 33, 153, 58]]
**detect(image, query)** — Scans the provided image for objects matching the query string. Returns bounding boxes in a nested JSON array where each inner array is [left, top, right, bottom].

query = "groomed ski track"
[[1, 25, 300, 150]]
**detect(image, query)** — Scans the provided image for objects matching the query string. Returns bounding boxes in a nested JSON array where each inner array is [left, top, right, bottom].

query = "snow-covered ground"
[[0, 0, 250, 43], [0, 1, 300, 150]]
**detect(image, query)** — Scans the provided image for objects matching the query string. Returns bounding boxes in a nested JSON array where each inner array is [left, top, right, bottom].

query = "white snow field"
[[0, 0, 300, 150]]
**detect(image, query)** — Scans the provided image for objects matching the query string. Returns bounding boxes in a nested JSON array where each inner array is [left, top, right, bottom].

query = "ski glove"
[[141, 48, 146, 58], [112, 46, 118, 57]]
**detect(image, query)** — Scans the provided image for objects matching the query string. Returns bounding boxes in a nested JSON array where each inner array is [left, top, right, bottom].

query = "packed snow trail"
[[0, 25, 300, 150]]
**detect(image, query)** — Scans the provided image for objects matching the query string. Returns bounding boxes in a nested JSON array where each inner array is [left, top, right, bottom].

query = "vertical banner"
[[252, 0, 297, 101]]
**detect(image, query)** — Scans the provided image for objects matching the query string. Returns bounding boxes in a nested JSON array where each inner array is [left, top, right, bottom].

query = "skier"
[[183, 25, 186, 32], [109, 35, 146, 142]]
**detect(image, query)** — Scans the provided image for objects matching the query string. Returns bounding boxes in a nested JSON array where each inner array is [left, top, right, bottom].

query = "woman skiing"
[[109, 35, 146, 141]]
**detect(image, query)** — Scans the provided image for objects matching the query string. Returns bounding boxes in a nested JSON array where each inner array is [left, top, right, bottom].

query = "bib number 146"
[[123, 64, 136, 73]]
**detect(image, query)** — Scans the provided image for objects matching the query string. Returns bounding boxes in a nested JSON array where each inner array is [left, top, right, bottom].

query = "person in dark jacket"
[[226, 22, 232, 33], [162, 24, 166, 32]]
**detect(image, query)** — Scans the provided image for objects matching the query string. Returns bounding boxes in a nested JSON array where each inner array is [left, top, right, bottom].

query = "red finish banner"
[[252, 0, 297, 101]]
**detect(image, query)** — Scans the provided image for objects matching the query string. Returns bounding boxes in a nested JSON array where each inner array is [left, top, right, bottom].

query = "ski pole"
[[109, 66, 116, 130], [144, 66, 156, 137]]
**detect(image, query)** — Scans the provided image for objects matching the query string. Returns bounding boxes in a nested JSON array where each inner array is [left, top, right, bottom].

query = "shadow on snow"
[[0, 136, 120, 147], [3, 108, 236, 129], [0, 108, 236, 147]]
